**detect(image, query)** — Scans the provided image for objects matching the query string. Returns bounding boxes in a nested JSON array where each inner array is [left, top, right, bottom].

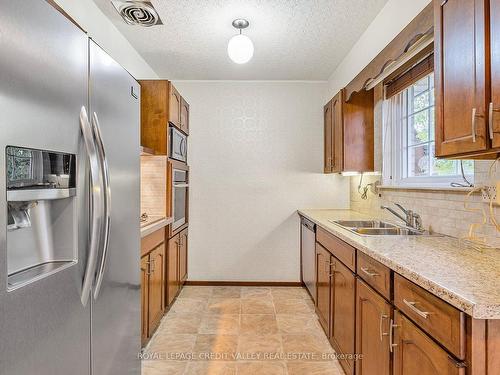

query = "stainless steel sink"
[[330, 219, 437, 236], [331, 220, 397, 229]]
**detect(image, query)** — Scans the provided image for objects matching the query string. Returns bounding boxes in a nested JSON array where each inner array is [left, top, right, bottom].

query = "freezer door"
[[0, 1, 90, 375], [89, 41, 141, 375]]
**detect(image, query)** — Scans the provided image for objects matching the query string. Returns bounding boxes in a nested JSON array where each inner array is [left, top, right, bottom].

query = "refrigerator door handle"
[[80, 106, 103, 306], [92, 111, 111, 300]]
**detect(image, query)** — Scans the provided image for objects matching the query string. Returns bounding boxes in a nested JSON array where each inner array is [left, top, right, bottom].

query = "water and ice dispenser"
[[6, 146, 77, 289]]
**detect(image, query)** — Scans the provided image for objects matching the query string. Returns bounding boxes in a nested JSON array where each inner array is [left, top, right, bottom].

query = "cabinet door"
[[434, 0, 488, 156], [315, 243, 331, 335], [355, 279, 391, 375], [393, 311, 465, 375], [148, 244, 165, 334], [331, 90, 344, 173], [180, 97, 190, 135], [324, 100, 334, 173], [169, 83, 181, 129], [141, 255, 150, 344], [179, 229, 188, 284], [331, 258, 356, 375], [167, 234, 180, 306], [490, 0, 500, 148]]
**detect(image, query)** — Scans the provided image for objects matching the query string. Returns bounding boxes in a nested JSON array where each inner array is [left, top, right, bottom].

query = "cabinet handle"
[[389, 319, 398, 353], [379, 314, 389, 342], [489, 102, 500, 139], [360, 267, 379, 277], [471, 108, 477, 143], [150, 259, 155, 273], [144, 261, 151, 275], [403, 298, 430, 319]]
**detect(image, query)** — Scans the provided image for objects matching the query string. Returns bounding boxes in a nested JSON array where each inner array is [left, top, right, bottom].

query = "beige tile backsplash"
[[140, 155, 167, 218], [350, 160, 500, 248]]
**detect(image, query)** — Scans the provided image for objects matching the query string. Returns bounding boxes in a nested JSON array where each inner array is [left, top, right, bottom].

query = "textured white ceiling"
[[94, 0, 389, 80]]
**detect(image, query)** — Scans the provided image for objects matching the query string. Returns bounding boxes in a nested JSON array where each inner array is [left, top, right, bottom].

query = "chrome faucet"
[[381, 204, 423, 231]]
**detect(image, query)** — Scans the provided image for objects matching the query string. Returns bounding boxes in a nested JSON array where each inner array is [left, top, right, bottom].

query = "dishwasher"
[[301, 217, 316, 302]]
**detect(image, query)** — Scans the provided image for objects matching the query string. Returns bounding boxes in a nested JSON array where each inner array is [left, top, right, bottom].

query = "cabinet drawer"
[[357, 251, 391, 300], [141, 228, 164, 257], [394, 274, 465, 359], [316, 227, 355, 271]]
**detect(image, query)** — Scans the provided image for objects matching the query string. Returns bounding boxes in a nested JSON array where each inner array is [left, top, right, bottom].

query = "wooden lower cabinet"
[[393, 311, 465, 375], [316, 243, 332, 334], [141, 240, 166, 345], [179, 228, 188, 283], [167, 234, 179, 306], [356, 279, 391, 375], [331, 258, 356, 375]]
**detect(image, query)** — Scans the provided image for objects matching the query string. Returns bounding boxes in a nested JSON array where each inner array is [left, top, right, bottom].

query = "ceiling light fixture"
[[227, 19, 254, 64]]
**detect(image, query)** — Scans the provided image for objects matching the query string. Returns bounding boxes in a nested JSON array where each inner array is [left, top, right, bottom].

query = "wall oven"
[[172, 168, 188, 231], [169, 125, 187, 163]]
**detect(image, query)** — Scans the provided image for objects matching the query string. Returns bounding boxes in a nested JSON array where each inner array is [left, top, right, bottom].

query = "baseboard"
[[184, 280, 303, 287]]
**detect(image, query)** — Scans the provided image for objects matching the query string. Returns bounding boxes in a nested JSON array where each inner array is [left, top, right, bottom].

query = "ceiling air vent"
[[111, 1, 162, 27]]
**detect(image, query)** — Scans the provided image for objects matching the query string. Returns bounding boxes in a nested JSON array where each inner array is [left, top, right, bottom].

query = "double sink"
[[330, 220, 434, 236]]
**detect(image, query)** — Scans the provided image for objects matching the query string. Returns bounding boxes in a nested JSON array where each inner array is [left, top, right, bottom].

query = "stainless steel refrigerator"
[[0, 1, 141, 374]]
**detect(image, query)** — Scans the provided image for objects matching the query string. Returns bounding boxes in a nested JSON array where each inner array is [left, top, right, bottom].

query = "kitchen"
[[1, 0, 500, 375]]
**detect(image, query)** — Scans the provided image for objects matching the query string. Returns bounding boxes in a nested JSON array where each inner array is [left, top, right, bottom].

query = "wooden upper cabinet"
[[315, 243, 331, 335], [180, 97, 190, 135], [324, 89, 373, 173], [490, 0, 500, 148], [139, 80, 169, 155], [393, 311, 465, 375], [169, 84, 181, 130], [330, 258, 355, 375], [356, 279, 391, 375], [324, 100, 333, 173], [434, 0, 488, 157]]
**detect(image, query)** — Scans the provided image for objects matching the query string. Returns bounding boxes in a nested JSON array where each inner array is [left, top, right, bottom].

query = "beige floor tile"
[[237, 334, 283, 358], [271, 287, 309, 300], [205, 298, 241, 314], [141, 360, 187, 375], [240, 314, 279, 334], [274, 299, 313, 314], [241, 298, 275, 314], [237, 361, 287, 375], [282, 334, 334, 361], [199, 314, 240, 334], [211, 286, 241, 298], [179, 286, 213, 299], [241, 287, 271, 299], [192, 334, 238, 361], [170, 298, 208, 314], [160, 313, 202, 334], [276, 314, 324, 335], [146, 333, 197, 356], [184, 361, 237, 375], [286, 361, 344, 375]]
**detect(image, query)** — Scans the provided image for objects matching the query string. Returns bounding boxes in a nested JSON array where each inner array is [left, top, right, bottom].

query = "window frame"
[[383, 72, 474, 188]]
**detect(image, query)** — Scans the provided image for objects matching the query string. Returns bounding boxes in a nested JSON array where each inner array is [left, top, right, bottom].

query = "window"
[[383, 72, 474, 187]]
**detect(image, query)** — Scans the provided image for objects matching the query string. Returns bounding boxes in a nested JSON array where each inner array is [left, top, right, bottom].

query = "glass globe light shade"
[[227, 34, 254, 64]]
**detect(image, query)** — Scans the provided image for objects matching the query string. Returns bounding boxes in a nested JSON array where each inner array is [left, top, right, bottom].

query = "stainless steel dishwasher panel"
[[301, 217, 316, 302]]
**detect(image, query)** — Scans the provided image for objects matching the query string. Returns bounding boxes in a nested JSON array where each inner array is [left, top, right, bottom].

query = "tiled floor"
[[142, 286, 345, 375]]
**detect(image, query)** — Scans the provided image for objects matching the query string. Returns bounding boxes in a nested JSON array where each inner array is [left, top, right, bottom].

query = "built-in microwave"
[[169, 126, 187, 163]]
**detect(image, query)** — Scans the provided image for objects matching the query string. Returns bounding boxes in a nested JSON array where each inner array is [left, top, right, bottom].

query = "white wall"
[[173, 81, 349, 281], [53, 0, 158, 79], [326, 0, 431, 101]]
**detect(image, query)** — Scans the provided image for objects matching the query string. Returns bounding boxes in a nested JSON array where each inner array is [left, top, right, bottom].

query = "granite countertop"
[[298, 209, 500, 319], [140, 216, 174, 238]]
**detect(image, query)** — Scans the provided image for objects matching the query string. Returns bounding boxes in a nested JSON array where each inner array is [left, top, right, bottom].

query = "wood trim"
[[344, 3, 433, 101], [184, 281, 303, 287], [385, 53, 434, 98]]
